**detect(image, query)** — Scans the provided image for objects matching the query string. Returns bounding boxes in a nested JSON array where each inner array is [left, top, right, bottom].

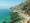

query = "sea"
[[0, 9, 11, 23]]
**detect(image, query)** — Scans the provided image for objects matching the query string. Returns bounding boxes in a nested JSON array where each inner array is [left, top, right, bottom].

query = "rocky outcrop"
[[10, 0, 30, 23]]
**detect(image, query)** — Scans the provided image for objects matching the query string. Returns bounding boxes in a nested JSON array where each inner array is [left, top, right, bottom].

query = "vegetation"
[[10, 12, 25, 23], [9, 0, 30, 23]]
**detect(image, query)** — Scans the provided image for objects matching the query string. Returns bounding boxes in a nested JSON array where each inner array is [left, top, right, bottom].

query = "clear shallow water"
[[0, 9, 11, 23]]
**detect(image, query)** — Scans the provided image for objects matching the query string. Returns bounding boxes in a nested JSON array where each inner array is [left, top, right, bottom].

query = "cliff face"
[[27, 19, 30, 23], [10, 0, 30, 23]]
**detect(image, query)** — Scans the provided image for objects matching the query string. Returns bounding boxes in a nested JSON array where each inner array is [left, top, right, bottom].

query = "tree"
[[10, 12, 25, 23], [9, 0, 30, 23]]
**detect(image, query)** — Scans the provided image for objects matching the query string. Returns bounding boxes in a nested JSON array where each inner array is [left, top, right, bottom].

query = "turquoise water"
[[0, 9, 8, 16], [0, 9, 11, 23]]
